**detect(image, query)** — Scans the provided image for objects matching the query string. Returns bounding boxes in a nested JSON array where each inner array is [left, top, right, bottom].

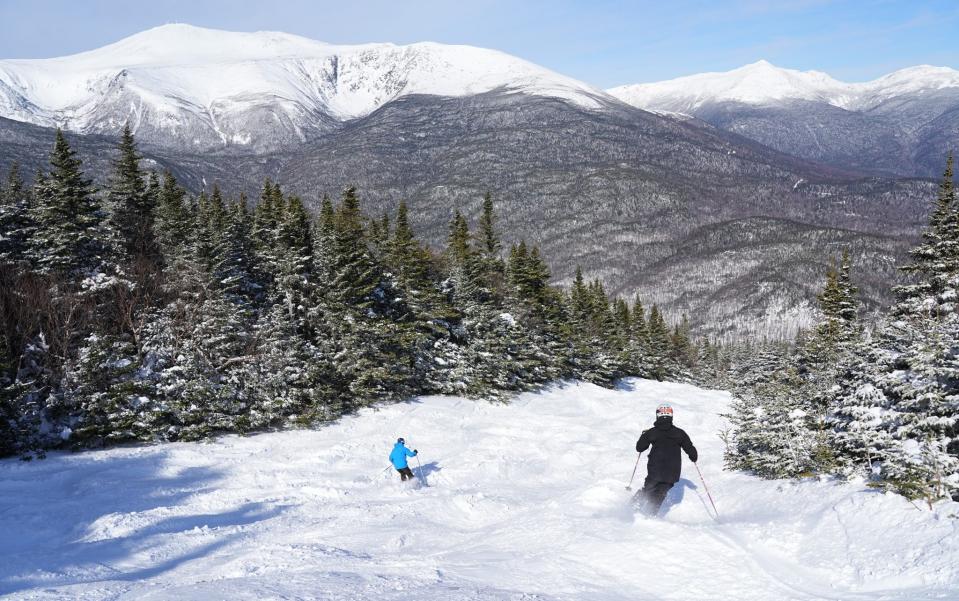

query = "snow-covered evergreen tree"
[[105, 125, 157, 263], [827, 156, 959, 502], [0, 162, 32, 265], [65, 332, 154, 447], [28, 130, 111, 279]]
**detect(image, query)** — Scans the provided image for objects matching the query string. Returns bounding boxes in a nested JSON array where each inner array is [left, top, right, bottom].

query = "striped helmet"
[[656, 405, 674, 418]]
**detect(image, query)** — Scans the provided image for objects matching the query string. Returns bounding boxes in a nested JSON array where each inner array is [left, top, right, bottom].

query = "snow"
[[608, 60, 959, 113], [1, 379, 957, 600], [0, 23, 610, 135]]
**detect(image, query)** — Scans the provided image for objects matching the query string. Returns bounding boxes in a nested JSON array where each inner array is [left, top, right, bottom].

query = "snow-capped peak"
[[36, 23, 339, 68], [861, 64, 959, 101], [0, 25, 612, 150], [608, 61, 959, 113]]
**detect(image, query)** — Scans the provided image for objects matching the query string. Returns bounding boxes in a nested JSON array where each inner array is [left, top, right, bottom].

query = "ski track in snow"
[[0, 379, 957, 600]]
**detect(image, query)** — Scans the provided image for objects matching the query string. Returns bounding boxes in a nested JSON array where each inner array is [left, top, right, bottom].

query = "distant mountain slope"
[[0, 32, 941, 339], [1, 93, 931, 339], [274, 92, 931, 339], [0, 24, 611, 153], [609, 61, 959, 177]]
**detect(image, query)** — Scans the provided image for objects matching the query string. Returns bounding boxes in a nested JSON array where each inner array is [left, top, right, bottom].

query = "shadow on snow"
[[0, 451, 288, 594]]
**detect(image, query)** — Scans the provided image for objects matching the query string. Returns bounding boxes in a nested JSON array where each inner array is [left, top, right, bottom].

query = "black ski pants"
[[636, 477, 673, 515], [397, 467, 415, 481]]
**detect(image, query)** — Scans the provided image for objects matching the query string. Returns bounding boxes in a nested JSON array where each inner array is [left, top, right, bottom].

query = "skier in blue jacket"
[[389, 437, 418, 481]]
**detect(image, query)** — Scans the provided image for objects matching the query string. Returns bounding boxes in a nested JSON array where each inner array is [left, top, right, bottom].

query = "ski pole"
[[626, 452, 642, 490], [694, 461, 719, 518], [415, 453, 425, 485]]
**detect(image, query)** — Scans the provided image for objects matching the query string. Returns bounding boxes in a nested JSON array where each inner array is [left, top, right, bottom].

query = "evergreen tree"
[[29, 129, 109, 277], [624, 294, 651, 376], [217, 198, 259, 303], [447, 210, 471, 267], [647, 305, 672, 380], [478, 193, 505, 287], [153, 171, 191, 264], [826, 156, 959, 502], [0, 162, 32, 264], [106, 124, 157, 262], [252, 178, 282, 282], [329, 186, 380, 310], [313, 194, 337, 285], [66, 332, 153, 446], [896, 153, 958, 317]]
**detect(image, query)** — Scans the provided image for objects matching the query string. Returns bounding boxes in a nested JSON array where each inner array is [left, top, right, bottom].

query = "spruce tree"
[[0, 162, 32, 264], [252, 178, 282, 282], [826, 156, 959, 501], [217, 199, 259, 303], [478, 193, 505, 288], [29, 129, 109, 277], [447, 210, 471, 267], [106, 124, 157, 262], [154, 171, 191, 264], [647, 305, 672, 380], [66, 332, 153, 447], [329, 186, 380, 310], [896, 153, 958, 317]]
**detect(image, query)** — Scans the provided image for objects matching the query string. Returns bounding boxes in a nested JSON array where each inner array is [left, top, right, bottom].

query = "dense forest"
[[716, 156, 959, 504], [1, 128, 956, 506], [0, 127, 697, 458]]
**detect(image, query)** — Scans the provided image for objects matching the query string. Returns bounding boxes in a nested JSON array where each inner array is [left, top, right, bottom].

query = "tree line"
[[0, 127, 698, 457], [716, 155, 959, 504]]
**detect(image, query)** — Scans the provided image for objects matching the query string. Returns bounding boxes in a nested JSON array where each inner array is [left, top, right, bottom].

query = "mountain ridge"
[[609, 60, 959, 178], [608, 60, 959, 112], [0, 24, 615, 152]]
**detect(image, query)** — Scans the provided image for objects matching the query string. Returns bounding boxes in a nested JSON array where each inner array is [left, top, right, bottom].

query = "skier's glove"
[[414, 449, 418, 454]]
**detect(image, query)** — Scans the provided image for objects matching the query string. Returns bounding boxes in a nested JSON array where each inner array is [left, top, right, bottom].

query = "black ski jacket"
[[636, 417, 698, 483]]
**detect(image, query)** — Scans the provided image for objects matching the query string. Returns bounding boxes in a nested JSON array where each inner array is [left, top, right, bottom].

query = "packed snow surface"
[[1, 379, 957, 600], [608, 60, 959, 113]]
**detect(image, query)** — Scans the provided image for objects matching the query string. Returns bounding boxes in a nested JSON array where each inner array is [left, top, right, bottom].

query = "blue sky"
[[1, 0, 957, 87]]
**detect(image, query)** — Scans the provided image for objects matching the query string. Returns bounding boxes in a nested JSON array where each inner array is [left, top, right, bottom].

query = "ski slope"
[[0, 379, 957, 600]]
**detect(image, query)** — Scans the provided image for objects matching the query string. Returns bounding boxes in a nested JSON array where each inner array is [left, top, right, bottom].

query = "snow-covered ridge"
[[0, 24, 611, 149], [608, 59, 959, 113]]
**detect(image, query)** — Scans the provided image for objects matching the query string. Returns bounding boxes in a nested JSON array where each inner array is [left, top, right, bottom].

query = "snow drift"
[[0, 379, 956, 600]]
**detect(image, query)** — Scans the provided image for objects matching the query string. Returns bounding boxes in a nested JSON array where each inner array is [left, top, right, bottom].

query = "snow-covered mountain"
[[0, 24, 611, 152], [608, 60, 959, 113], [608, 61, 959, 177]]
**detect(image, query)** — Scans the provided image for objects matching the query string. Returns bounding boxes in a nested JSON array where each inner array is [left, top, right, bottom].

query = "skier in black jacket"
[[633, 404, 698, 516]]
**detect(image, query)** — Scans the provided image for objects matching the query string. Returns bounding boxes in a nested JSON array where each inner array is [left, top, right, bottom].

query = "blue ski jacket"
[[389, 442, 417, 469]]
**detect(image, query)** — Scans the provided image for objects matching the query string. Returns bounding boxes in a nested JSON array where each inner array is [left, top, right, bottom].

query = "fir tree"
[[106, 124, 157, 262], [477, 193, 505, 287], [329, 186, 381, 310], [896, 153, 958, 317], [66, 332, 153, 447], [29, 129, 109, 277], [0, 162, 32, 264], [153, 171, 191, 264], [647, 305, 672, 380], [447, 210, 471, 267], [217, 199, 259, 303]]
